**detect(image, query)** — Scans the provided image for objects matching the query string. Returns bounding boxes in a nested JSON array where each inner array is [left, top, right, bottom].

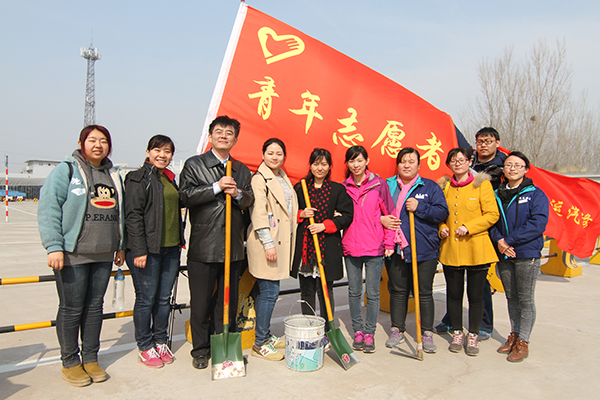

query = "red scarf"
[[450, 172, 474, 187], [300, 179, 332, 273]]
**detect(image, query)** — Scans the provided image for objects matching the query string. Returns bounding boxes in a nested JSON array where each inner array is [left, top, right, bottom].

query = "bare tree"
[[459, 39, 600, 173]]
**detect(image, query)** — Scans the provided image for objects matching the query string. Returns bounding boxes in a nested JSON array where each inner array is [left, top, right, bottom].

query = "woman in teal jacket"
[[38, 125, 125, 387]]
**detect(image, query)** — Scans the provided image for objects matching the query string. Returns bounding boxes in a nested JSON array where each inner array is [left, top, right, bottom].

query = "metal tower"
[[81, 44, 101, 127]]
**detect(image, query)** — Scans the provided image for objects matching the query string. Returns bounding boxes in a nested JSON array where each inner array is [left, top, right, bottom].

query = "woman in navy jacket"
[[382, 148, 448, 353], [489, 151, 548, 363]]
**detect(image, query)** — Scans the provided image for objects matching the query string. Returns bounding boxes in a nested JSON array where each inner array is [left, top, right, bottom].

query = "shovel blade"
[[210, 331, 246, 380], [326, 328, 360, 370]]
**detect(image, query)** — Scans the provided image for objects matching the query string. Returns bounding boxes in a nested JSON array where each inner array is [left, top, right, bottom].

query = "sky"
[[1, 0, 599, 173]]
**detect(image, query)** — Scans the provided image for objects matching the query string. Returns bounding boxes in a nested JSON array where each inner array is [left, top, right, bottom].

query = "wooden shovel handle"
[[409, 211, 422, 347], [223, 161, 232, 327], [301, 179, 334, 323]]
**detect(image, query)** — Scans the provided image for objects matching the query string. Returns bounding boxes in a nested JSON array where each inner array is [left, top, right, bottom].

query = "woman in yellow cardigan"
[[438, 148, 499, 356]]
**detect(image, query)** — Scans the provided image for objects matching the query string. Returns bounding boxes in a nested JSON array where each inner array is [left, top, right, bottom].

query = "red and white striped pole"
[[5, 155, 8, 223]]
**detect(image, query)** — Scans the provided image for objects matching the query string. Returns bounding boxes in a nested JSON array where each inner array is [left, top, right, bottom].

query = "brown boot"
[[507, 339, 529, 362], [62, 365, 91, 387], [83, 362, 108, 382], [497, 332, 519, 354]]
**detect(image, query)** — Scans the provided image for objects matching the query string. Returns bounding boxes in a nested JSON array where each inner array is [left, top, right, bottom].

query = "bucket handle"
[[288, 300, 320, 326]]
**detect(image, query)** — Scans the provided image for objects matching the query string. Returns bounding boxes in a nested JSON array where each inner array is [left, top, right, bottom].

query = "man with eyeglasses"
[[436, 127, 505, 341], [472, 127, 507, 191], [179, 115, 254, 370]]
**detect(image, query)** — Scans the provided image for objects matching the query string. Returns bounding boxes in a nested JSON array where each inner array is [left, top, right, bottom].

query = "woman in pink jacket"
[[342, 146, 395, 354]]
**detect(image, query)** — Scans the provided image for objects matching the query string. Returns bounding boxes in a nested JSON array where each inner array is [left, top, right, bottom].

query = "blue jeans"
[[496, 258, 541, 342], [254, 278, 280, 346], [126, 247, 180, 351], [345, 256, 384, 335], [53, 262, 113, 368]]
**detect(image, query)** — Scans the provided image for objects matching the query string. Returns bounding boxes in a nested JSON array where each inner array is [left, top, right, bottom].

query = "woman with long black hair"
[[292, 148, 353, 331]]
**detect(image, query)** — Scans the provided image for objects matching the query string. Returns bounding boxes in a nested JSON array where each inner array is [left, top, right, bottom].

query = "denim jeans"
[[345, 256, 384, 335], [126, 247, 180, 351], [53, 262, 113, 368], [254, 278, 280, 346], [386, 254, 437, 332], [496, 258, 541, 342], [443, 265, 489, 334]]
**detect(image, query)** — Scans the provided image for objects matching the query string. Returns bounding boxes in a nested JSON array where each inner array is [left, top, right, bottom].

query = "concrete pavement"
[[1, 201, 599, 399]]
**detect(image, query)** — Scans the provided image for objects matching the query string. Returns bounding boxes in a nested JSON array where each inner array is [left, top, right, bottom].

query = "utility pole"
[[5, 155, 8, 223], [81, 43, 101, 127]]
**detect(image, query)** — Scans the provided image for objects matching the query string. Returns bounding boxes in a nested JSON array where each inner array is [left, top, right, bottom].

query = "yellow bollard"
[[588, 237, 600, 265], [540, 238, 582, 277], [487, 263, 504, 293]]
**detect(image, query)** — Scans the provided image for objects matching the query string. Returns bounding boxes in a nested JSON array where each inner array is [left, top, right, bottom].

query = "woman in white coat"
[[247, 138, 298, 361]]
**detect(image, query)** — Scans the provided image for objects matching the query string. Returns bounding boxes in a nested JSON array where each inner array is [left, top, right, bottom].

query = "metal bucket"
[[284, 314, 326, 372]]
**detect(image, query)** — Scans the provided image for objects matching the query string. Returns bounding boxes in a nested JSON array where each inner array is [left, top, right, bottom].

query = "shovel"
[[409, 211, 424, 361], [211, 161, 246, 380], [301, 179, 359, 370]]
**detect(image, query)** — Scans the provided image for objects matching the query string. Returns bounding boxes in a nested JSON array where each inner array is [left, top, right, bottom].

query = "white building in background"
[[22, 159, 61, 178]]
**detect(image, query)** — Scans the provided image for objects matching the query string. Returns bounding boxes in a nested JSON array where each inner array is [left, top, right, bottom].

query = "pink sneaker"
[[140, 347, 164, 368], [363, 334, 376, 353], [352, 331, 365, 350], [156, 343, 174, 364]]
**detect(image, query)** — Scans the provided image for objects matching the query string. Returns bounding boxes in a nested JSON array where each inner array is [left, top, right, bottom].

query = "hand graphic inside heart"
[[258, 27, 305, 64]]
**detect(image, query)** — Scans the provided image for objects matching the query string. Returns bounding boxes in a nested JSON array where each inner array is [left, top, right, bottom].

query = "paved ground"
[[1, 201, 599, 399]]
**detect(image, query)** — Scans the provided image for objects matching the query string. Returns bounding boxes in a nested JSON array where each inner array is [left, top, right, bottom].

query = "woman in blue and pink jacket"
[[342, 146, 395, 354]]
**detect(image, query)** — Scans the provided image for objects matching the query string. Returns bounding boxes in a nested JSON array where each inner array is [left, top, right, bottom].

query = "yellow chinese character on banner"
[[416, 132, 444, 170], [582, 213, 593, 228], [371, 121, 405, 157], [332, 108, 364, 147], [567, 206, 580, 224], [550, 199, 564, 217], [289, 90, 323, 134], [248, 76, 279, 120]]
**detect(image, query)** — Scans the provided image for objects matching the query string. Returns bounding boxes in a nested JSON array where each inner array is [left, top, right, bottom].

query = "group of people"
[[38, 118, 548, 387]]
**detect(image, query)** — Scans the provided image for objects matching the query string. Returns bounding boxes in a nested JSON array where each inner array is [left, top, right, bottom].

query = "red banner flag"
[[201, 3, 457, 183], [201, 3, 600, 258], [527, 166, 600, 258]]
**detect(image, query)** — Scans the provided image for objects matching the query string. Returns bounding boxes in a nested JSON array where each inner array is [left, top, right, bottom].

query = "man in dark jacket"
[[179, 116, 254, 370], [436, 127, 505, 341]]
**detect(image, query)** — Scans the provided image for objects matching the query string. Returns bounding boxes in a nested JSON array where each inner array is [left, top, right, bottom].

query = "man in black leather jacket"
[[179, 116, 254, 370]]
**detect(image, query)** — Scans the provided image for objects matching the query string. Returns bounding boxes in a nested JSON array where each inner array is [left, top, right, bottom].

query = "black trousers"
[[443, 265, 489, 334], [299, 275, 334, 331], [386, 254, 438, 332], [187, 259, 241, 358]]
